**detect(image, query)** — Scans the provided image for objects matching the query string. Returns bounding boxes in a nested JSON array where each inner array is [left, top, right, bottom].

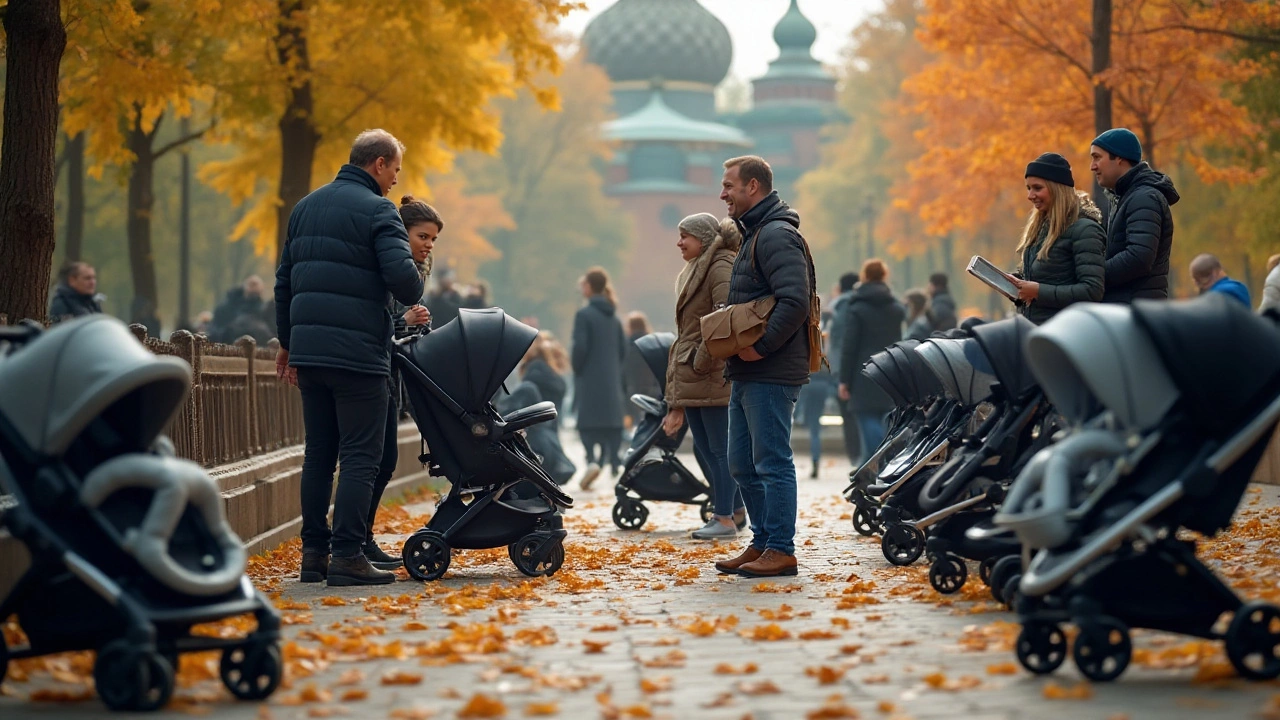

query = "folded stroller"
[[0, 317, 282, 712], [910, 317, 1059, 594], [611, 332, 717, 530], [395, 309, 574, 581], [996, 294, 1280, 682], [872, 336, 997, 566]]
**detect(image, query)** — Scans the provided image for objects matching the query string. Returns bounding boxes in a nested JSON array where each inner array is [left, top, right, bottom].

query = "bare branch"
[[154, 121, 213, 159]]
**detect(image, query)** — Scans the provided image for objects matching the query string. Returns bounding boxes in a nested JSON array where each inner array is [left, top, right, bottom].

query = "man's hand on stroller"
[[276, 348, 297, 386], [663, 406, 685, 437]]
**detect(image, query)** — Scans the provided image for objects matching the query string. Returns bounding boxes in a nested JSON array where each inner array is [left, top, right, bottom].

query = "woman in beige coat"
[[662, 213, 746, 539]]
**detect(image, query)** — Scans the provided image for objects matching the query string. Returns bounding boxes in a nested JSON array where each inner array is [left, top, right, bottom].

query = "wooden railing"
[[125, 326, 304, 467]]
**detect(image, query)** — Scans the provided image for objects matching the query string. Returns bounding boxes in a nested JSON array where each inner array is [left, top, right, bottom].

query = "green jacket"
[[1017, 195, 1106, 325]]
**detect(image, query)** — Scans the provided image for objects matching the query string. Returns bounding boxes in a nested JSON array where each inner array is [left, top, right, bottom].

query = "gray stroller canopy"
[[971, 316, 1039, 399], [1026, 303, 1178, 429], [634, 332, 677, 388], [1132, 293, 1280, 438], [914, 338, 996, 406], [0, 316, 190, 457], [864, 345, 913, 408], [410, 309, 538, 412]]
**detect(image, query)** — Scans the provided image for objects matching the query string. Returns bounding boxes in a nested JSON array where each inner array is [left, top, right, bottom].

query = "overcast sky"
[[560, 0, 885, 82]]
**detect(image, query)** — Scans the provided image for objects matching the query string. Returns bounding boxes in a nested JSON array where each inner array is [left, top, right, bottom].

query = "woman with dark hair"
[[837, 258, 905, 459], [361, 195, 441, 570], [1006, 153, 1105, 324], [662, 213, 747, 538], [903, 289, 932, 341], [572, 266, 628, 489]]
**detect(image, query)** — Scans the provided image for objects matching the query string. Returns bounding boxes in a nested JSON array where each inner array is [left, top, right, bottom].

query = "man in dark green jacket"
[[275, 129, 425, 587], [1089, 128, 1180, 303]]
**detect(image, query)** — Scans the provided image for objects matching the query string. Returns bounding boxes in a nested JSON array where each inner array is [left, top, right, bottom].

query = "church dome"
[[774, 0, 817, 55], [582, 0, 733, 87]]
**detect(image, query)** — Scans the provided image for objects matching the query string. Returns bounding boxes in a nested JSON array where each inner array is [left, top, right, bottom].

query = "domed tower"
[[737, 0, 839, 200], [582, 0, 752, 326]]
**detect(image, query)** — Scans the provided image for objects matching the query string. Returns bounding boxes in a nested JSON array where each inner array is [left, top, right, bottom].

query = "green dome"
[[582, 0, 733, 87], [774, 0, 817, 56]]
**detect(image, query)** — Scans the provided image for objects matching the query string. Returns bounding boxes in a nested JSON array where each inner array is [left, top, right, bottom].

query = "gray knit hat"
[[677, 213, 720, 254]]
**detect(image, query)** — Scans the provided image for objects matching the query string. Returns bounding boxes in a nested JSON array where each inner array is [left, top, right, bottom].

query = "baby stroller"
[[0, 317, 282, 712], [873, 336, 997, 565], [611, 332, 719, 531], [395, 309, 574, 581], [996, 295, 1280, 682], [911, 317, 1057, 594]]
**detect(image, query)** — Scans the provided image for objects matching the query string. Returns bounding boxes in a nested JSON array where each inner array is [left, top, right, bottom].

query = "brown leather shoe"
[[714, 546, 764, 575], [737, 549, 798, 578]]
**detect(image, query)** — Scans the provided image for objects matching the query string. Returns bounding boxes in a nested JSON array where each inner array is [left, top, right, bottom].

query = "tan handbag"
[[700, 296, 778, 360]]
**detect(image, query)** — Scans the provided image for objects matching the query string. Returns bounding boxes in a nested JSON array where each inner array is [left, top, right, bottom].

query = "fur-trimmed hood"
[[675, 217, 741, 302], [1077, 190, 1103, 224]]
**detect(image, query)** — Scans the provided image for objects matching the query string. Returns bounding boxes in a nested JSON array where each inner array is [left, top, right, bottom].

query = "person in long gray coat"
[[571, 267, 628, 489]]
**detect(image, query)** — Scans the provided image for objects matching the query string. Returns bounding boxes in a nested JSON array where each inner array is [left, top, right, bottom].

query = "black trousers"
[[579, 427, 622, 472], [837, 396, 863, 465], [298, 367, 388, 557], [367, 398, 400, 545]]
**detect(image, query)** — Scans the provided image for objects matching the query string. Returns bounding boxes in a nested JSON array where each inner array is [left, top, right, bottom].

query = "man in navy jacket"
[[275, 129, 425, 587]]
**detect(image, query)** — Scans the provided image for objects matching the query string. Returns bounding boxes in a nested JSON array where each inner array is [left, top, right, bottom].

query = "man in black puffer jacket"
[[712, 155, 813, 580], [275, 129, 425, 588], [1089, 128, 1180, 302]]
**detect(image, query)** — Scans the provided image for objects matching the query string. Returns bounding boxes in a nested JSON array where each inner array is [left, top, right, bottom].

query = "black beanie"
[[1025, 152, 1075, 188]]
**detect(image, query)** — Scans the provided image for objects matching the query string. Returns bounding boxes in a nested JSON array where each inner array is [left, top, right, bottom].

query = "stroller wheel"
[[611, 500, 649, 531], [700, 500, 715, 524], [94, 640, 175, 711], [510, 536, 565, 577], [1015, 621, 1067, 675], [1072, 617, 1132, 682], [403, 531, 452, 581], [1225, 602, 1280, 680], [852, 507, 879, 537], [928, 555, 968, 594], [1001, 574, 1022, 611], [220, 640, 283, 700], [988, 556, 1021, 604], [978, 556, 998, 586], [881, 524, 925, 566]]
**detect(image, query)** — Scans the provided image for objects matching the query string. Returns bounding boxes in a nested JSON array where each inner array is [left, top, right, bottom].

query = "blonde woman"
[[662, 213, 746, 539], [1006, 153, 1106, 325]]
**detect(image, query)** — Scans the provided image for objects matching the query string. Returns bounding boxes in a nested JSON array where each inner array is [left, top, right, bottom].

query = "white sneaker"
[[691, 518, 738, 540], [580, 463, 602, 490]]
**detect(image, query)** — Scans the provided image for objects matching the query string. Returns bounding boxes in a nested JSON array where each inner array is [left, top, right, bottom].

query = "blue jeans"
[[797, 380, 833, 466], [686, 405, 742, 517], [728, 382, 800, 555], [858, 413, 888, 460]]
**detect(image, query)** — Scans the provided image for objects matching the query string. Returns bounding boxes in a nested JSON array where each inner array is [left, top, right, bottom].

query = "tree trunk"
[[64, 131, 86, 263], [275, 0, 320, 260], [179, 117, 192, 330], [126, 109, 162, 336], [1091, 0, 1113, 211], [0, 0, 67, 323]]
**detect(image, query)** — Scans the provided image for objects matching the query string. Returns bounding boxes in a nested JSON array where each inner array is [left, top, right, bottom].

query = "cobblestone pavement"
[[5, 431, 1280, 719]]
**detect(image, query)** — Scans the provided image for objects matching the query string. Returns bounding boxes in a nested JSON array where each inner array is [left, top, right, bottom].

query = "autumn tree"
[[900, 0, 1268, 240], [450, 51, 632, 334], [200, 0, 575, 259], [0, 0, 67, 323]]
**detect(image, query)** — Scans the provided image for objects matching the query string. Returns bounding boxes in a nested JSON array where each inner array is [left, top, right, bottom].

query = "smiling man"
[[1089, 128, 1180, 303]]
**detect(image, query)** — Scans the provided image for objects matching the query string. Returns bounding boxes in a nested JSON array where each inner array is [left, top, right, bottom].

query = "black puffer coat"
[[724, 192, 812, 386], [1017, 194, 1106, 325], [275, 165, 425, 376], [48, 284, 102, 322], [839, 282, 905, 416], [1102, 162, 1180, 303]]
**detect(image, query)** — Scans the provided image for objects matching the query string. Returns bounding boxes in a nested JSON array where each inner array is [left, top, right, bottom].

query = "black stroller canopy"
[[915, 337, 996, 406], [865, 345, 912, 408], [634, 332, 676, 388], [972, 316, 1039, 398], [1132, 293, 1280, 437], [411, 309, 538, 411], [901, 342, 944, 402]]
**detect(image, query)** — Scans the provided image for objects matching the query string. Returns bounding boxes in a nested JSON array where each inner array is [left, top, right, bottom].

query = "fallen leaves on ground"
[[1042, 681, 1094, 700]]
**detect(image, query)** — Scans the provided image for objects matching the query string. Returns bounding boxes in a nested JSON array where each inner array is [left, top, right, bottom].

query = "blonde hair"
[[626, 311, 652, 336], [583, 266, 617, 307], [1267, 254, 1280, 274], [1018, 180, 1081, 262], [522, 332, 569, 374]]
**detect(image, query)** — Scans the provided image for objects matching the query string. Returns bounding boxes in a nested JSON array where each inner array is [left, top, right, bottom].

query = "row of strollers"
[[843, 292, 1280, 683]]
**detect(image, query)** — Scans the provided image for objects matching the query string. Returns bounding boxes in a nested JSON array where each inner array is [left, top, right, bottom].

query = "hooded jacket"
[[1017, 192, 1106, 325], [275, 164, 425, 376], [48, 283, 102, 322], [571, 295, 628, 429], [839, 281, 905, 415], [665, 220, 739, 408], [724, 191, 813, 386], [1103, 162, 1180, 303]]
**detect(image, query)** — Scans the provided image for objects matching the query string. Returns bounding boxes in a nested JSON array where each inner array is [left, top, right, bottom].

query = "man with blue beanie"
[[1088, 127, 1180, 302]]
